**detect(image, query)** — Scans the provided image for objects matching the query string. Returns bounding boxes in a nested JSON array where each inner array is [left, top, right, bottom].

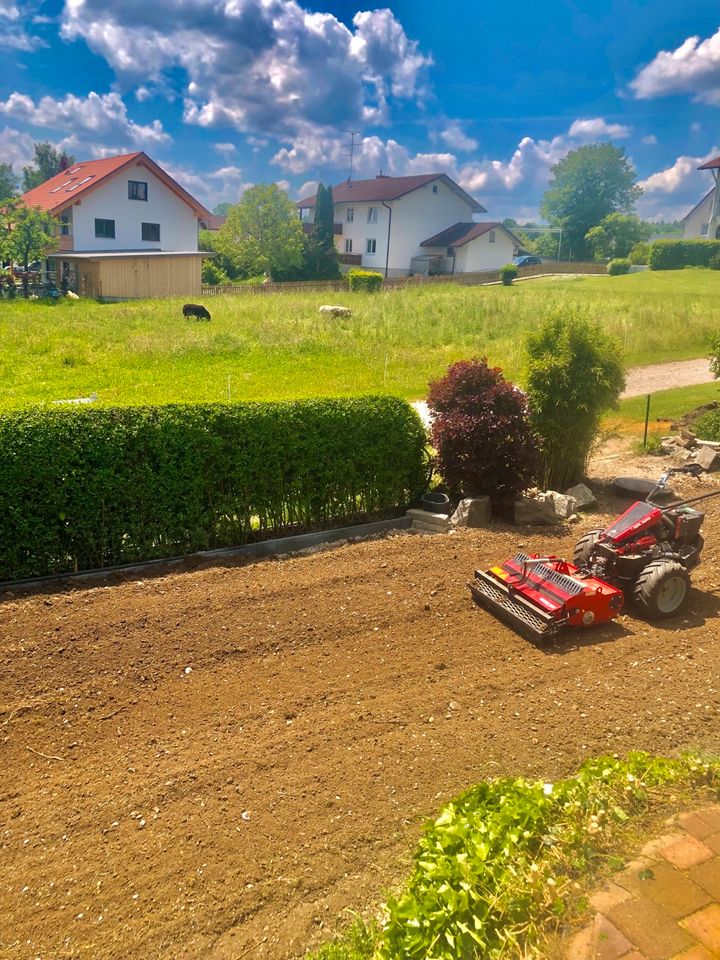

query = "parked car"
[[513, 254, 542, 266]]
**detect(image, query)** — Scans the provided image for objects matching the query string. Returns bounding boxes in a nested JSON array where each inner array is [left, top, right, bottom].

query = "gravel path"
[[412, 358, 716, 426]]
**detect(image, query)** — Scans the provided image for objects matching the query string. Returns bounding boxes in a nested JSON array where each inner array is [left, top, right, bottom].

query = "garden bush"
[[709, 254, 720, 270], [346, 269, 383, 292], [523, 310, 625, 490], [628, 241, 649, 265], [648, 239, 720, 270], [427, 359, 538, 503], [499, 263, 518, 285], [0, 398, 427, 580], [607, 258, 631, 275]]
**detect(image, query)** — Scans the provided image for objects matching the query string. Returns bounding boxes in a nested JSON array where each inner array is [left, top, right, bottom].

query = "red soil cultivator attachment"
[[469, 465, 720, 640]]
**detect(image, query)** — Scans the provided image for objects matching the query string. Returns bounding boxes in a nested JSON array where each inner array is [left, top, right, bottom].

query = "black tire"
[[633, 559, 691, 620], [573, 530, 603, 567]]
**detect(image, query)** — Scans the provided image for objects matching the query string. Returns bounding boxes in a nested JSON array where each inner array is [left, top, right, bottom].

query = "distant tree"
[[22, 142, 76, 191], [534, 232, 561, 259], [540, 144, 642, 260], [1, 200, 57, 297], [0, 163, 18, 201], [585, 213, 652, 261], [214, 184, 304, 280], [307, 183, 340, 279], [212, 202, 232, 216], [502, 217, 519, 228]]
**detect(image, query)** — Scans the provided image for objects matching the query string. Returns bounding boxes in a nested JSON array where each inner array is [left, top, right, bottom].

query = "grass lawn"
[[608, 381, 720, 436], [1, 270, 719, 410]]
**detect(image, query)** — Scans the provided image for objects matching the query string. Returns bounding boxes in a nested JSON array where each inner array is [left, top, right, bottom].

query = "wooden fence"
[[200, 261, 606, 297]]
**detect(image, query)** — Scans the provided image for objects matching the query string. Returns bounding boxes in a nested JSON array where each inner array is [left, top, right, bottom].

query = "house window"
[[446, 247, 454, 257], [366, 238, 376, 254], [142, 222, 161, 242], [367, 206, 378, 223], [94, 218, 116, 239], [344, 238, 353, 253], [432, 184, 438, 194], [128, 180, 148, 201], [346, 208, 354, 222], [299, 207, 310, 221], [489, 230, 496, 243], [702, 222, 710, 237], [60, 214, 71, 236]]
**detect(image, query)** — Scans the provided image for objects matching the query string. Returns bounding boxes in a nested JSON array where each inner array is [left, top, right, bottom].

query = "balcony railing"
[[337, 252, 362, 265]]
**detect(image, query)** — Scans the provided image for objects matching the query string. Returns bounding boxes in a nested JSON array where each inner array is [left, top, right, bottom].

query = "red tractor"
[[469, 465, 716, 639]]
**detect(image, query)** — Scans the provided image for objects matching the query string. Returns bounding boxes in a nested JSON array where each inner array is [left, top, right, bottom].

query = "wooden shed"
[[51, 251, 207, 300]]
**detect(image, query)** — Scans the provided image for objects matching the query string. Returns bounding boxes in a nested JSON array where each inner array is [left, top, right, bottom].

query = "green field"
[[1, 271, 719, 410]]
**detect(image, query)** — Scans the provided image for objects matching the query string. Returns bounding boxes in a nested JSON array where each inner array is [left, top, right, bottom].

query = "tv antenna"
[[347, 130, 360, 183]]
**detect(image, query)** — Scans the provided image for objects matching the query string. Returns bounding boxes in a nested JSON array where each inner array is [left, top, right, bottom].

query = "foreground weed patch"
[[308, 752, 718, 960]]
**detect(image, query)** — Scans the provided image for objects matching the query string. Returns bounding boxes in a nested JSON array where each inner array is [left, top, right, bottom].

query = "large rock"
[[450, 497, 492, 528], [564, 483, 597, 510], [546, 490, 578, 519], [514, 495, 558, 525], [696, 445, 719, 472], [319, 304, 352, 318]]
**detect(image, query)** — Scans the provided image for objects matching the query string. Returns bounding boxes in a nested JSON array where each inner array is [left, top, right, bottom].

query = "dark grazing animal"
[[183, 303, 211, 321]]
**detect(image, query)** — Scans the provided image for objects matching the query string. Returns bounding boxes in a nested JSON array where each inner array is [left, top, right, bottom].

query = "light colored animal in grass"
[[66, 290, 80, 300], [53, 392, 99, 405], [319, 304, 352, 318]]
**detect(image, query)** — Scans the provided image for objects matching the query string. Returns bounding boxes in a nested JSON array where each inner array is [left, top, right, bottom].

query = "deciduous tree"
[[22, 142, 76, 191], [214, 184, 304, 280], [1, 201, 58, 297], [0, 163, 17, 201], [585, 213, 652, 261], [540, 144, 642, 260]]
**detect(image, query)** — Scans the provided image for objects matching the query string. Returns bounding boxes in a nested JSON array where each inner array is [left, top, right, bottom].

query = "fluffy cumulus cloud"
[[60, 0, 431, 138], [0, 90, 170, 146], [631, 28, 720, 105], [162, 161, 253, 209], [567, 117, 630, 139], [439, 121, 478, 152], [636, 147, 720, 221], [0, 124, 36, 168]]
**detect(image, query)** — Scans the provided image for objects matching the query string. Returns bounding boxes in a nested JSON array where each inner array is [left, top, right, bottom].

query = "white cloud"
[[60, 1, 431, 141], [0, 125, 35, 169], [162, 161, 252, 209], [297, 179, 318, 200], [0, 91, 170, 146], [0, 2, 46, 50], [691, 121, 702, 133], [439, 121, 478, 152], [567, 117, 631, 139], [641, 134, 658, 145], [214, 142, 237, 155], [639, 150, 718, 195], [274, 179, 291, 194], [631, 28, 720, 104]]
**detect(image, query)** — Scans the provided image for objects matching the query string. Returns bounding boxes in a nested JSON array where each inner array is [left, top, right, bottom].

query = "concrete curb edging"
[[0, 516, 412, 594]]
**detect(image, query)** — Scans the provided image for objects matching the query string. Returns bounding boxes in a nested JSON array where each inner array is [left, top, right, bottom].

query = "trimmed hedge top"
[[0, 397, 427, 581], [648, 239, 720, 270]]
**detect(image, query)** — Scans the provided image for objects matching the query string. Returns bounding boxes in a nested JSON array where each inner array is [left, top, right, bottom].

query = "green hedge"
[[347, 269, 384, 292], [0, 398, 427, 581], [607, 257, 631, 275], [648, 239, 720, 270]]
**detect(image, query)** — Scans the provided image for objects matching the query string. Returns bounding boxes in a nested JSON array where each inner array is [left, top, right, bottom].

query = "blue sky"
[[2, 0, 720, 220]]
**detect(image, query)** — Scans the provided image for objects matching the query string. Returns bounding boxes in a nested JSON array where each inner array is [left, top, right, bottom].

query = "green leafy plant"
[[500, 263, 518, 285], [0, 398, 427, 580], [648, 239, 720, 270], [628, 241, 650, 265], [523, 310, 625, 489], [379, 753, 718, 960], [709, 254, 720, 271], [347, 269, 383, 292], [427, 358, 538, 503], [607, 258, 631, 275]]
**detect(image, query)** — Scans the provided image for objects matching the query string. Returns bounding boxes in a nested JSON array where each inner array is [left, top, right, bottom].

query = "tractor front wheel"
[[633, 560, 691, 619], [573, 530, 603, 567]]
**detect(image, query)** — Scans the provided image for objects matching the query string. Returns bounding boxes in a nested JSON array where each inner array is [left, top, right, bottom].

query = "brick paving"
[[568, 807, 720, 960]]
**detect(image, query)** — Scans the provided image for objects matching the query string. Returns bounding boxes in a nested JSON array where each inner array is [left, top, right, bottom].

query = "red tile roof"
[[200, 214, 227, 231], [21, 152, 210, 219], [698, 156, 720, 170], [420, 221, 519, 248], [297, 173, 485, 213]]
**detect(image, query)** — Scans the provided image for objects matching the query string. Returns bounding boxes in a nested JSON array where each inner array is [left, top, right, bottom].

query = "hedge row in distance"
[[648, 238, 720, 270], [0, 397, 427, 580]]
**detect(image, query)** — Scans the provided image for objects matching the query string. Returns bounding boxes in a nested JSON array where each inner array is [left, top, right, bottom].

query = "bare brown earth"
[[3, 456, 720, 960]]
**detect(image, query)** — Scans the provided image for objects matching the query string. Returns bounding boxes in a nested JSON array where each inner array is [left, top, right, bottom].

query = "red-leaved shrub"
[[428, 359, 538, 502]]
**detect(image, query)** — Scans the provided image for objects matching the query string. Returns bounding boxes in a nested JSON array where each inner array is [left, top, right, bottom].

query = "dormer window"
[[128, 180, 148, 201]]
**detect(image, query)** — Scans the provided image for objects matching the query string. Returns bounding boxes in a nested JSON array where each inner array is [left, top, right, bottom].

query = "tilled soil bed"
[[3, 476, 720, 960]]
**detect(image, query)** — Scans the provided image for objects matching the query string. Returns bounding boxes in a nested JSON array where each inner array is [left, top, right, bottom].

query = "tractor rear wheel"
[[633, 559, 691, 619], [573, 530, 603, 567]]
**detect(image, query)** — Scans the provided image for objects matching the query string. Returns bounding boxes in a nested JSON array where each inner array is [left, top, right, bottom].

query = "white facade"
[[307, 178, 486, 276], [452, 229, 516, 272], [64, 163, 200, 252], [684, 190, 714, 239]]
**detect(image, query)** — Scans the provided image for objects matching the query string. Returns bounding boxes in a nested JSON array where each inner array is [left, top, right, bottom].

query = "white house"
[[296, 173, 516, 277], [22, 151, 212, 299], [683, 154, 720, 240]]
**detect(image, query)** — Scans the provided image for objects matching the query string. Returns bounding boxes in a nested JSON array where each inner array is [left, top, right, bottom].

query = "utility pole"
[[347, 131, 360, 183]]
